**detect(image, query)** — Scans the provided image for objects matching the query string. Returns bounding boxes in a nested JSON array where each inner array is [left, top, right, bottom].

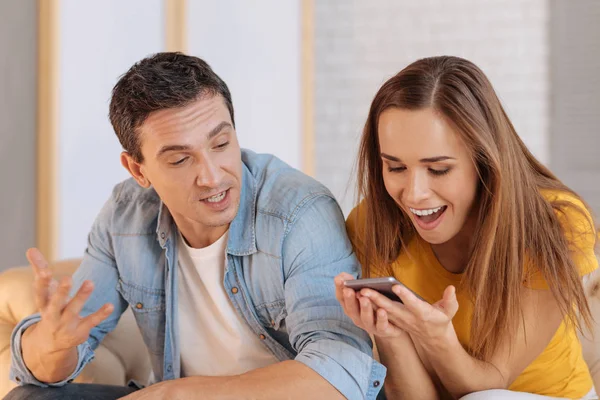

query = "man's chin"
[[205, 205, 239, 228]]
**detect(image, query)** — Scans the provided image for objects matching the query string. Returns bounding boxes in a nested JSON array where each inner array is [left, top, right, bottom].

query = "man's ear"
[[121, 152, 151, 188]]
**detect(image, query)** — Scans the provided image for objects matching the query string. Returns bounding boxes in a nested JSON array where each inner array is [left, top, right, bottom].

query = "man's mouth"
[[203, 190, 227, 203]]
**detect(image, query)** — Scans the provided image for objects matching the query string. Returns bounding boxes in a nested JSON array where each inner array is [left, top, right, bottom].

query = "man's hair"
[[109, 52, 235, 162]]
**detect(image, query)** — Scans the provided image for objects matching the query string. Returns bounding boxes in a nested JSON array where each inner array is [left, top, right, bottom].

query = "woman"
[[335, 56, 598, 399]]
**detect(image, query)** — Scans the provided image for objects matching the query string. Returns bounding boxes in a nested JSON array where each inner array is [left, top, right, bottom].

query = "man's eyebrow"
[[156, 144, 192, 158], [207, 121, 233, 140], [155, 122, 233, 158]]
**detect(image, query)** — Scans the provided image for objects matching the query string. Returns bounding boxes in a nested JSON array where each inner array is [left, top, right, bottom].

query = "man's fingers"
[[33, 271, 54, 310], [79, 303, 114, 332], [45, 276, 73, 321], [61, 281, 95, 321], [28, 248, 54, 310], [26, 248, 50, 275]]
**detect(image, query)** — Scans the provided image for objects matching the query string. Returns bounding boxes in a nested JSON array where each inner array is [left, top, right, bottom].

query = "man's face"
[[125, 95, 242, 243]]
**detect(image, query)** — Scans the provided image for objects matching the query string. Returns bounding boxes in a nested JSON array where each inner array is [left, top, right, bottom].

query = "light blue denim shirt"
[[11, 149, 386, 399]]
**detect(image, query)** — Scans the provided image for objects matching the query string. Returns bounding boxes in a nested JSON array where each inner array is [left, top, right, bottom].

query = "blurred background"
[[1, 0, 598, 269]]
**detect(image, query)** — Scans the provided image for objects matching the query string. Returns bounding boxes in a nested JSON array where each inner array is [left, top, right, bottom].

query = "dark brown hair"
[[355, 55, 596, 360], [109, 52, 235, 162]]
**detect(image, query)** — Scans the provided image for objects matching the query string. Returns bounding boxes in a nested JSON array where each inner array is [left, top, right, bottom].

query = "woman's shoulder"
[[540, 188, 598, 276], [346, 201, 368, 243], [540, 189, 596, 237], [541, 188, 586, 207], [346, 202, 369, 265]]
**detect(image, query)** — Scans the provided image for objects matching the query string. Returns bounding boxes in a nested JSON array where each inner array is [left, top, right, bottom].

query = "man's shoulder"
[[102, 178, 161, 233], [243, 150, 337, 222]]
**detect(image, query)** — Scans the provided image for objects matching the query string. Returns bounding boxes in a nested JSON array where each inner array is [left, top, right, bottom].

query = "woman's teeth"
[[206, 191, 226, 203], [409, 206, 444, 216]]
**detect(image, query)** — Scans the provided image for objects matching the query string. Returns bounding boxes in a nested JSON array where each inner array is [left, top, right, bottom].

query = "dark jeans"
[[4, 383, 138, 400]]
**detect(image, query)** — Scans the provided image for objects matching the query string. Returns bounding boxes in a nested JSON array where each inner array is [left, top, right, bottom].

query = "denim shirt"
[[10, 150, 386, 400]]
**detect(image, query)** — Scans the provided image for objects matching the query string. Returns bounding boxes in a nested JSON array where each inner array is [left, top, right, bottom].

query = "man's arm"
[[124, 194, 385, 400], [279, 194, 386, 400], [123, 361, 342, 400], [11, 189, 128, 387], [20, 255, 113, 384]]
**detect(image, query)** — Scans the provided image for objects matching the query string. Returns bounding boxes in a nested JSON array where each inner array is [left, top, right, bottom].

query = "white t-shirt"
[[177, 231, 279, 377]]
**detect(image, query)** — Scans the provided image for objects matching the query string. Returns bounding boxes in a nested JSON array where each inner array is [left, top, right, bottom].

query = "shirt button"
[[160, 232, 166, 239], [167, 364, 172, 372], [136, 303, 143, 310], [373, 380, 381, 388], [259, 334, 266, 340], [15, 376, 21, 383], [231, 287, 239, 294]]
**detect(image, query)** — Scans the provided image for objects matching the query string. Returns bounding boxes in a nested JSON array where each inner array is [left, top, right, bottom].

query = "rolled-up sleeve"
[[10, 313, 95, 387], [282, 194, 386, 400], [9, 186, 128, 387]]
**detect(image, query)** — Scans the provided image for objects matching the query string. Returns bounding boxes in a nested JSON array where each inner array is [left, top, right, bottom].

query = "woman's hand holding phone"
[[334, 272, 406, 339], [335, 273, 460, 344]]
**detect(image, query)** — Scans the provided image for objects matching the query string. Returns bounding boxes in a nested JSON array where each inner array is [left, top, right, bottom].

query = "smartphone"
[[343, 277, 427, 304]]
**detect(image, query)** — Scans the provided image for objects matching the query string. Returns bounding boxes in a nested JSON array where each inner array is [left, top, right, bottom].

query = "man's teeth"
[[206, 191, 226, 203], [409, 206, 444, 216]]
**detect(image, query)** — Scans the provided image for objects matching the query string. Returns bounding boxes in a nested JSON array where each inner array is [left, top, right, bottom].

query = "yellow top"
[[347, 190, 598, 398]]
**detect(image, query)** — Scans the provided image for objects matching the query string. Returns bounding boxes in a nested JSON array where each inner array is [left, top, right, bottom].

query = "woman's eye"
[[429, 168, 450, 176], [387, 166, 406, 173]]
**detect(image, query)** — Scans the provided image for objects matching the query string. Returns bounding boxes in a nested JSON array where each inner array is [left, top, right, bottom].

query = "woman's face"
[[378, 107, 479, 245]]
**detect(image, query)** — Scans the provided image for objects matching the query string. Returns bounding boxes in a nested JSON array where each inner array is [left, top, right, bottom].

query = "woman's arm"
[[362, 284, 564, 398], [376, 333, 440, 400]]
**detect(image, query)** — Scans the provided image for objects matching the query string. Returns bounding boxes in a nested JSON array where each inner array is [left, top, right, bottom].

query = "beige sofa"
[[0, 259, 151, 398], [1, 258, 600, 398]]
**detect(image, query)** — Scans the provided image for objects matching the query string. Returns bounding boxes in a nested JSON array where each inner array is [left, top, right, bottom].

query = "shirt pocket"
[[117, 279, 166, 355], [255, 299, 287, 331]]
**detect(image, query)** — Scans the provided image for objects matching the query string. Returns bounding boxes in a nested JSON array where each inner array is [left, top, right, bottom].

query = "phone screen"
[[343, 277, 427, 303]]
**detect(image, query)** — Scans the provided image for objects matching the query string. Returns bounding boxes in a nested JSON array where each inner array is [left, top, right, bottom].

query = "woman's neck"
[[430, 209, 478, 274], [430, 237, 471, 274]]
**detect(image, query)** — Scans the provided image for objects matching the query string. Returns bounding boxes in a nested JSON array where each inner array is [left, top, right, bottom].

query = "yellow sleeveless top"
[[346, 190, 598, 398]]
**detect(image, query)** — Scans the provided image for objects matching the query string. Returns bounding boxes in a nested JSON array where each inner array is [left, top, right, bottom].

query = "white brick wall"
[[314, 0, 550, 214], [549, 0, 600, 216]]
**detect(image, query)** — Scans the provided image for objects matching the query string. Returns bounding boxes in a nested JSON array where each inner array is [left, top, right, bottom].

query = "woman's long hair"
[[356, 56, 596, 360]]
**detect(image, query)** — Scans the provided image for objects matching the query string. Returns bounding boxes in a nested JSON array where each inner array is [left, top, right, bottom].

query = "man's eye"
[[170, 157, 188, 166]]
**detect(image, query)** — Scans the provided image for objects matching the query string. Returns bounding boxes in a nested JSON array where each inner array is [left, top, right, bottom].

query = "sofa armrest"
[[0, 263, 150, 398]]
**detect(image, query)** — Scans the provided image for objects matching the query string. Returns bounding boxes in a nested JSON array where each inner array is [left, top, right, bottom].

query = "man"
[[7, 53, 385, 400]]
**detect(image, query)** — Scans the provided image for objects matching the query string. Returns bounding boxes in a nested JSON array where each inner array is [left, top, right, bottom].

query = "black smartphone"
[[343, 277, 427, 304]]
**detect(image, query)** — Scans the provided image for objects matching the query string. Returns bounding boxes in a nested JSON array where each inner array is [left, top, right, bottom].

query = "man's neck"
[[173, 217, 229, 249]]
